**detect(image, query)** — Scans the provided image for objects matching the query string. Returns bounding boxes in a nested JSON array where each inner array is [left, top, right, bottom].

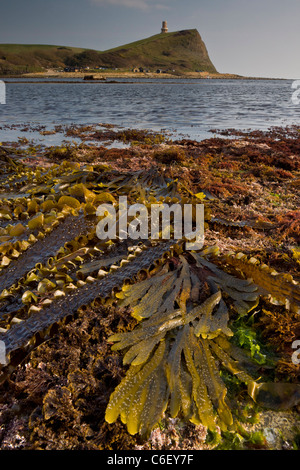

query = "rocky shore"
[[0, 124, 299, 450]]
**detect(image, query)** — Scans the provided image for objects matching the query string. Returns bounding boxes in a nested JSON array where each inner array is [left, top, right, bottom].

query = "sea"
[[0, 77, 300, 146]]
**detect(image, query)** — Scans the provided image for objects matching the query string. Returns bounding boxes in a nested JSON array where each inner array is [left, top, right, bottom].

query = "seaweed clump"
[[153, 146, 186, 164], [0, 304, 139, 449]]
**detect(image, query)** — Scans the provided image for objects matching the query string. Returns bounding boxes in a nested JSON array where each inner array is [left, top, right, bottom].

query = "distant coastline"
[[0, 29, 291, 81], [1, 71, 286, 80]]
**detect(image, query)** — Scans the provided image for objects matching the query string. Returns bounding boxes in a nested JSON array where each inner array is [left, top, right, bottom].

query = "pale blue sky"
[[0, 0, 299, 78]]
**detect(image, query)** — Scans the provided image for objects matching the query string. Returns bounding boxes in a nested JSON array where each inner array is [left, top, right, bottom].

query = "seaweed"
[[0, 126, 299, 449], [105, 248, 299, 437]]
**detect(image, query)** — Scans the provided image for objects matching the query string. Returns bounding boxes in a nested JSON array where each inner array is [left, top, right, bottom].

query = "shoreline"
[[0, 71, 288, 80]]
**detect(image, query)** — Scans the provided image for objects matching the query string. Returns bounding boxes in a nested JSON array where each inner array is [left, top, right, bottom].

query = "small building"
[[64, 67, 80, 72], [161, 21, 168, 33]]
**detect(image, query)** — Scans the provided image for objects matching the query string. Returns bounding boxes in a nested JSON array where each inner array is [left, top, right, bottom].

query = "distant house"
[[132, 67, 148, 73], [64, 67, 80, 72]]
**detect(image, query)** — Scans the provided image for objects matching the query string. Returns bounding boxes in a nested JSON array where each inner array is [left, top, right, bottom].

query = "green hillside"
[[0, 44, 86, 74], [98, 29, 217, 72], [0, 29, 217, 75]]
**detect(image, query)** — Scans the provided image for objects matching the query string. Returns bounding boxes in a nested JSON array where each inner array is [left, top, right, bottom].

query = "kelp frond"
[[219, 251, 300, 313], [105, 244, 300, 437], [105, 251, 265, 436]]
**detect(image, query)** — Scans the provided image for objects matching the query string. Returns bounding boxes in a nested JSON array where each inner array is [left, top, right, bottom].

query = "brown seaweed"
[[0, 126, 299, 449]]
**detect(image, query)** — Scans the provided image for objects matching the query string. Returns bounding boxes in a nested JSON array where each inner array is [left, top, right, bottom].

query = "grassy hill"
[[0, 29, 217, 75], [97, 29, 217, 73], [0, 44, 87, 74]]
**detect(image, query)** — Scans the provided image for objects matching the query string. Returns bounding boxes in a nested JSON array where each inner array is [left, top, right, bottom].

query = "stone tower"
[[161, 21, 168, 33]]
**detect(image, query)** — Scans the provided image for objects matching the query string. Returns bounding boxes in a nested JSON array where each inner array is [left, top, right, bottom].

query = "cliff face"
[[0, 29, 217, 74], [99, 29, 217, 73]]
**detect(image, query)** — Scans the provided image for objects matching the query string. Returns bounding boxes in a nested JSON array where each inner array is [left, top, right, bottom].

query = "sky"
[[0, 0, 299, 79]]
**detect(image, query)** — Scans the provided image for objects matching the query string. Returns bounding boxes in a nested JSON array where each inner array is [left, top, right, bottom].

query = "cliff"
[[97, 29, 217, 73]]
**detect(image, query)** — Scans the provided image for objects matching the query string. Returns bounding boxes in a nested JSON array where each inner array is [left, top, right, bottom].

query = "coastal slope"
[[97, 29, 217, 73], [0, 44, 86, 74], [0, 29, 217, 74]]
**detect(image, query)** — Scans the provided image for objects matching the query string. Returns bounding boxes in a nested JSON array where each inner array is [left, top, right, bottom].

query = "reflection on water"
[[0, 78, 299, 145]]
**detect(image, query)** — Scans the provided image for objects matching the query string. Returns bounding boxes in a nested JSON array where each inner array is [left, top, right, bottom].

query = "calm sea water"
[[0, 78, 299, 145]]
